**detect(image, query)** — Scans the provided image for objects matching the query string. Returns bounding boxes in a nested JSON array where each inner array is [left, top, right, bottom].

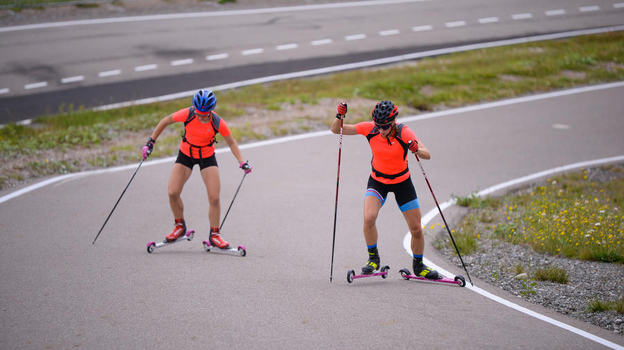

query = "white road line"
[[98, 69, 121, 77], [379, 29, 400, 36], [345, 34, 366, 40], [206, 53, 229, 60], [135, 64, 158, 72], [61, 75, 85, 84], [242, 48, 264, 55], [403, 154, 624, 350], [553, 123, 571, 130], [171, 59, 194, 66], [545, 9, 566, 16], [311, 38, 333, 45], [579, 5, 600, 12], [412, 25, 433, 32], [276, 43, 298, 50], [512, 13, 533, 20], [446, 21, 466, 28], [478, 17, 499, 24], [24, 82, 48, 90], [615, 3, 624, 8], [0, 88, 9, 95]]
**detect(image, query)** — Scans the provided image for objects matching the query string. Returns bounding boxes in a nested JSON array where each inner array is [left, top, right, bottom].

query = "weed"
[[587, 298, 612, 313], [534, 266, 569, 284]]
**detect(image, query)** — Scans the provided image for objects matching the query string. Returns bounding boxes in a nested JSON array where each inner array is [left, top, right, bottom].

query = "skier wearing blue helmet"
[[142, 89, 252, 249]]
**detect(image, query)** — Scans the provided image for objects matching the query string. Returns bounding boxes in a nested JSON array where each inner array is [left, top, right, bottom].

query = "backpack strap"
[[181, 108, 220, 160], [366, 123, 410, 179]]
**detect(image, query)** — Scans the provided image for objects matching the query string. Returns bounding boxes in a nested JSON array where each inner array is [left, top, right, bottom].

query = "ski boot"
[[165, 218, 186, 242], [209, 228, 230, 249], [413, 260, 440, 280], [202, 228, 247, 257], [361, 254, 381, 275]]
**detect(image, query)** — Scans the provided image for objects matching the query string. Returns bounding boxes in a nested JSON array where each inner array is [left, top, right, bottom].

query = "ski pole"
[[330, 115, 344, 282], [413, 153, 474, 286], [93, 158, 144, 244], [220, 172, 247, 230]]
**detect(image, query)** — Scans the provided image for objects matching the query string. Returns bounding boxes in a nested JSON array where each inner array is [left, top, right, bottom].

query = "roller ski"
[[147, 230, 195, 253], [202, 231, 246, 257], [347, 253, 389, 283], [399, 268, 466, 287]]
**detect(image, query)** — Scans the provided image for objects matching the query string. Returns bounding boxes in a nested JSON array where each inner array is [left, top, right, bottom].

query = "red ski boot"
[[165, 218, 186, 242], [209, 228, 230, 249]]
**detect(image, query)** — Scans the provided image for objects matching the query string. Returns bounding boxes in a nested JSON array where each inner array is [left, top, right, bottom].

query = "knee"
[[363, 213, 377, 229], [410, 226, 423, 239], [208, 195, 220, 207], [168, 188, 181, 200]]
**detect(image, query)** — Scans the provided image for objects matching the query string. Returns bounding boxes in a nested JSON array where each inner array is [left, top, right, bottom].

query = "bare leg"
[[200, 166, 221, 228], [403, 207, 424, 256], [363, 195, 383, 246], [168, 163, 193, 219]]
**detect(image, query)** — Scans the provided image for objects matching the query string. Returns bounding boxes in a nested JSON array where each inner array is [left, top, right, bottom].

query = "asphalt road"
[[1, 0, 624, 122], [0, 83, 623, 349]]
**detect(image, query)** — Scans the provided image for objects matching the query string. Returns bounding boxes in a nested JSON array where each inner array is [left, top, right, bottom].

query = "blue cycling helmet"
[[193, 89, 217, 113]]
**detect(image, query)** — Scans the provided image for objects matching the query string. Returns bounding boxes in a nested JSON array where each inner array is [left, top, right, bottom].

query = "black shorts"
[[175, 150, 218, 170], [365, 176, 420, 212]]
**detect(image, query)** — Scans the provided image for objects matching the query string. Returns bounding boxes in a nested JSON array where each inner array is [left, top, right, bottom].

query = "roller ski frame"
[[399, 268, 466, 287], [147, 230, 195, 253], [347, 265, 390, 283], [202, 240, 247, 257]]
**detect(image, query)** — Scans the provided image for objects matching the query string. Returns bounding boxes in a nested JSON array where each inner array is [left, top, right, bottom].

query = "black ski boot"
[[413, 259, 440, 280], [361, 248, 381, 275]]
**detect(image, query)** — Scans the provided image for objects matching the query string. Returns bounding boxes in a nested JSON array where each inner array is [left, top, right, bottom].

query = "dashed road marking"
[[135, 64, 158, 72], [379, 29, 400, 36], [24, 82, 48, 90], [98, 69, 121, 77], [479, 17, 499, 24], [276, 43, 298, 50], [446, 21, 466, 28], [553, 123, 571, 130], [512, 13, 533, 20], [207, 53, 229, 60], [171, 59, 194, 66], [614, 3, 624, 8], [545, 9, 566, 16], [61, 75, 85, 84], [0, 88, 10, 94], [311, 38, 333, 45], [579, 5, 600, 12], [412, 25, 433, 32], [242, 48, 264, 55], [345, 34, 367, 40]]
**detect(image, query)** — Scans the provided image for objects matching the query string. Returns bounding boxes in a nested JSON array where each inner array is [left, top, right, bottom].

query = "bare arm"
[[223, 134, 245, 164], [150, 114, 176, 141], [414, 140, 431, 160], [330, 117, 358, 135]]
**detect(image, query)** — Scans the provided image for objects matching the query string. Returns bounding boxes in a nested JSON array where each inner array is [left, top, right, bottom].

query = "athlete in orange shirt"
[[142, 89, 252, 248], [331, 101, 439, 279]]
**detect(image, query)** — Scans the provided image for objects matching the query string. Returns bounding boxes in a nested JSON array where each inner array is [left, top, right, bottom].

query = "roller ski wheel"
[[146, 230, 195, 254], [398, 268, 466, 287], [202, 240, 247, 257], [346, 265, 390, 283]]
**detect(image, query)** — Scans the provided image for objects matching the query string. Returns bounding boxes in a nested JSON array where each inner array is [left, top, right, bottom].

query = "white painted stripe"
[[0, 88, 9, 94], [614, 3, 624, 8], [24, 82, 48, 90], [512, 13, 533, 20], [171, 59, 193, 66], [379, 29, 400, 36], [311, 38, 333, 45], [61, 75, 85, 84], [17, 119, 32, 126], [345, 34, 366, 40], [478, 17, 499, 24], [553, 123, 570, 130], [90, 25, 624, 113], [242, 48, 264, 55], [445, 21, 466, 28], [0, 0, 442, 33], [135, 64, 158, 72], [206, 53, 229, 61], [412, 25, 433, 32], [545, 9, 566, 16], [98, 69, 121, 77], [276, 43, 298, 50], [579, 5, 600, 12], [403, 155, 624, 350]]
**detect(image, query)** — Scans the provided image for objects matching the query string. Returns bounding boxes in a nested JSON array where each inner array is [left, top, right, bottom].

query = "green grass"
[[436, 167, 624, 264], [534, 266, 569, 284]]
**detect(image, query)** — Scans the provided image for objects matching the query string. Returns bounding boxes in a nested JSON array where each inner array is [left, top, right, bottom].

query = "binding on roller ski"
[[346, 252, 390, 283], [147, 230, 195, 253], [399, 268, 466, 287]]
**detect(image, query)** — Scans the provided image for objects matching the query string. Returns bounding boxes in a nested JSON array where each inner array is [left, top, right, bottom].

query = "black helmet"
[[372, 100, 399, 125]]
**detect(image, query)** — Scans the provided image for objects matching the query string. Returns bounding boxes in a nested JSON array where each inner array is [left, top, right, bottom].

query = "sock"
[[413, 254, 423, 266]]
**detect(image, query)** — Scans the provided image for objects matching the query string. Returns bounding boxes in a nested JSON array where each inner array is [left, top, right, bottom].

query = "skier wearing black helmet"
[[331, 101, 440, 280]]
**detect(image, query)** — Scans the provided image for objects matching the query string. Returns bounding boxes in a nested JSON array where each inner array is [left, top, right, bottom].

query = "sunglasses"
[[375, 123, 392, 130]]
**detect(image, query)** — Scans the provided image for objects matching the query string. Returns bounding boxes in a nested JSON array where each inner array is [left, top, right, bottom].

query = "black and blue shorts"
[[365, 176, 420, 212], [175, 150, 218, 170]]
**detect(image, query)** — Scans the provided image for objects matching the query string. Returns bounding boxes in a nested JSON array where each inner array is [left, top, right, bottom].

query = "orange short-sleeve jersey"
[[172, 108, 231, 159], [355, 121, 419, 184]]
